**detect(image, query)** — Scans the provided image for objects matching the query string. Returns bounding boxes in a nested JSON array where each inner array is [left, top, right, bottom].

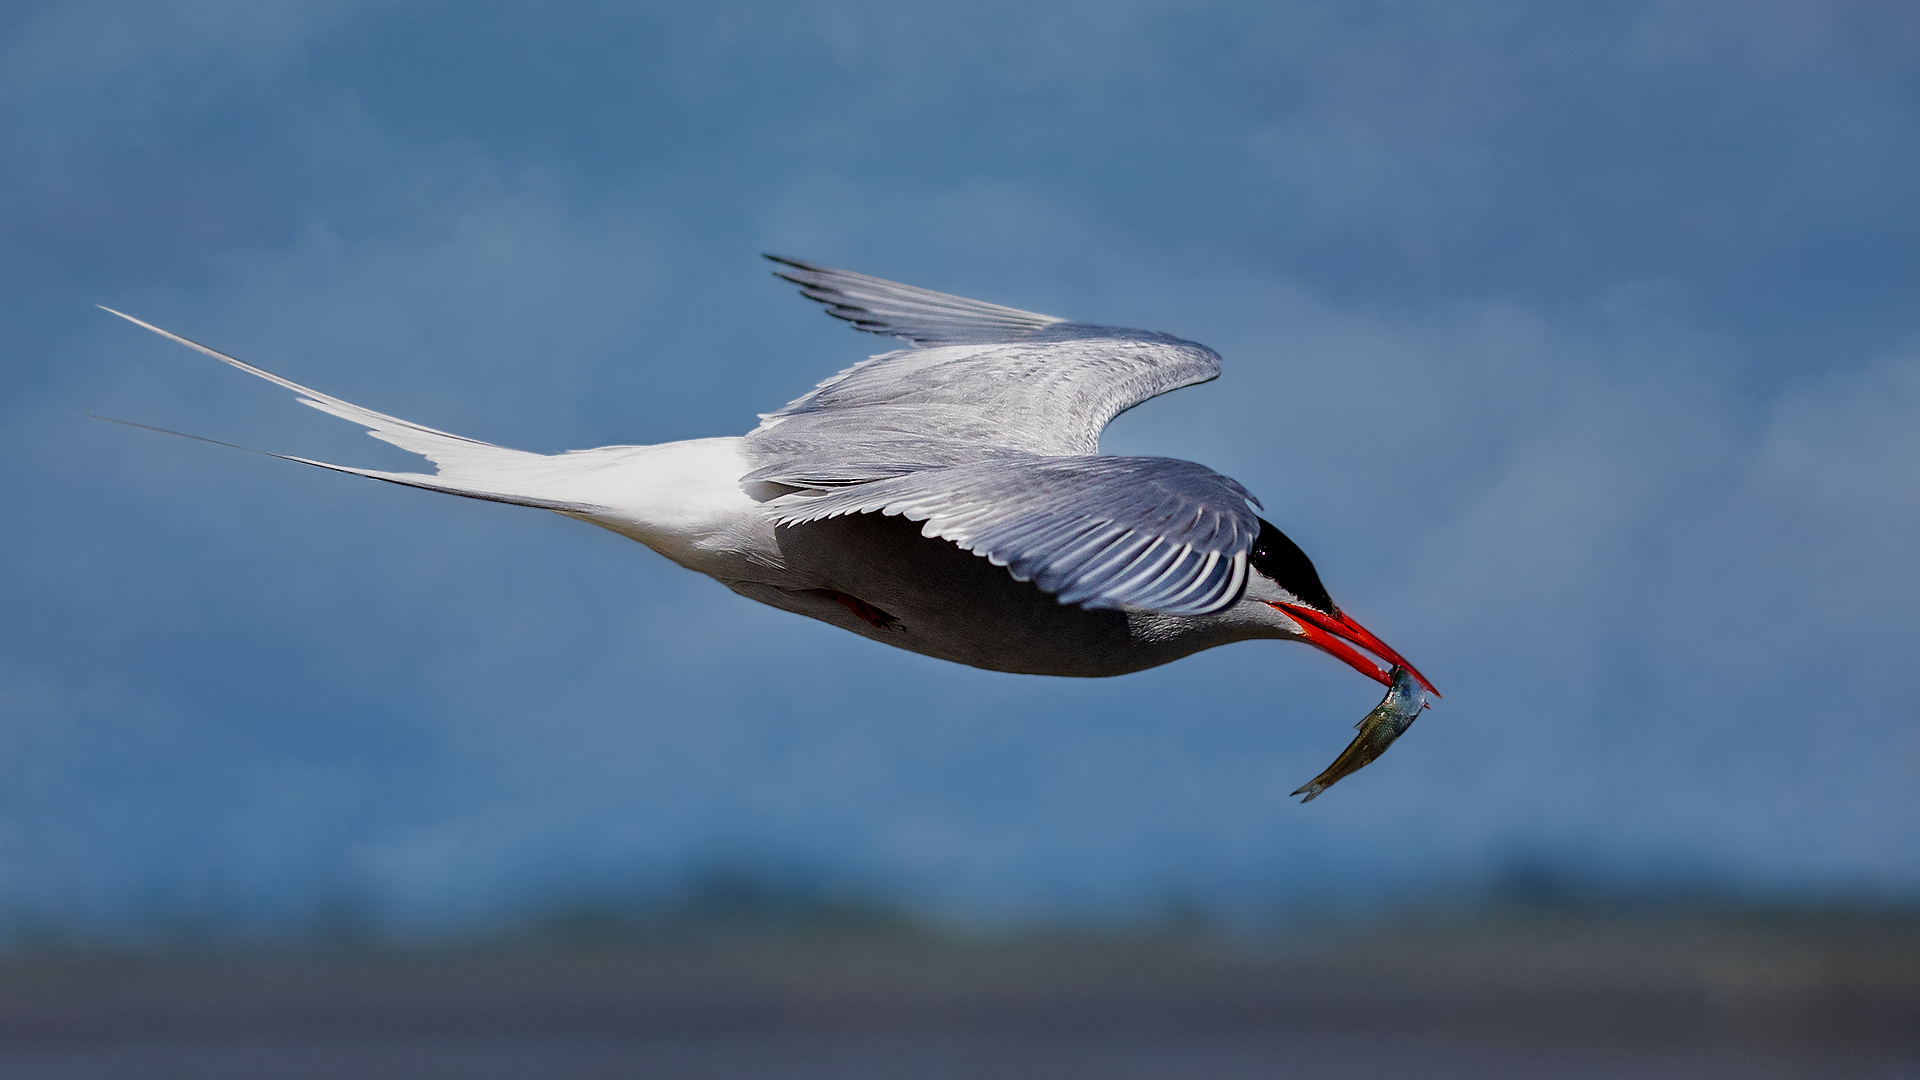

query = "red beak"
[[1269, 602, 1440, 697]]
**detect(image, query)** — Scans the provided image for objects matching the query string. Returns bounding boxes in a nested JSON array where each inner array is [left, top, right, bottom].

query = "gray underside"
[[730, 514, 1281, 678]]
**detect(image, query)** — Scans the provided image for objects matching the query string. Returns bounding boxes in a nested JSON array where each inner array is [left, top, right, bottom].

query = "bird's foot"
[[811, 589, 901, 631]]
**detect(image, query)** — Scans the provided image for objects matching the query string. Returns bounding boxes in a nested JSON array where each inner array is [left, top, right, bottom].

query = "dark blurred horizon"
[[6, 862, 1920, 955], [1, 889, 1914, 1078]]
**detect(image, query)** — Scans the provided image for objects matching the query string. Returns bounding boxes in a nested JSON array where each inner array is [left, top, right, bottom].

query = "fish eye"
[[1250, 517, 1336, 614]]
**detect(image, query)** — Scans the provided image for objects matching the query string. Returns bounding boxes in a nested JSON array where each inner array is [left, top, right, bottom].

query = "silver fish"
[[1293, 666, 1429, 803]]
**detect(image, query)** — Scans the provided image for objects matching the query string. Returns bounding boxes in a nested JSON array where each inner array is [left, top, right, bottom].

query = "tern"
[[103, 257, 1437, 795]]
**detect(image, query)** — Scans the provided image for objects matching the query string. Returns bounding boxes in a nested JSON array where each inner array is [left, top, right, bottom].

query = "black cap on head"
[[1250, 517, 1335, 614]]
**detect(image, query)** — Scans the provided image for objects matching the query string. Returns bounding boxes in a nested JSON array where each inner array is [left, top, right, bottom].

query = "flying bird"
[[102, 257, 1437, 798]]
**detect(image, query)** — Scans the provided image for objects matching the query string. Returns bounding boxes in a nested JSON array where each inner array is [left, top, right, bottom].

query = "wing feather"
[[768, 456, 1261, 616], [753, 259, 1221, 460], [754, 261, 1258, 615], [766, 255, 1065, 345]]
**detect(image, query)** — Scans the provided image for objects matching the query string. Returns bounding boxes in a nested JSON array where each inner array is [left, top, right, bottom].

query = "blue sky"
[[3, 0, 1917, 936]]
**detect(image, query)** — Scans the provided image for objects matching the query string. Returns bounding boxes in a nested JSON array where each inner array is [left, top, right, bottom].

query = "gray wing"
[[767, 455, 1261, 615], [754, 258, 1221, 459], [752, 260, 1248, 615]]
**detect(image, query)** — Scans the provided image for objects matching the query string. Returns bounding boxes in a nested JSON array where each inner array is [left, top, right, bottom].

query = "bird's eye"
[[1250, 517, 1336, 614]]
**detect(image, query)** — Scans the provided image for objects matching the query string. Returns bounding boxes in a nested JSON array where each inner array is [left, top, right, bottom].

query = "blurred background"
[[2, 0, 1917, 1075]]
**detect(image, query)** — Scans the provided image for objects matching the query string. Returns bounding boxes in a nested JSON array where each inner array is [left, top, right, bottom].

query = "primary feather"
[[765, 254, 1065, 345]]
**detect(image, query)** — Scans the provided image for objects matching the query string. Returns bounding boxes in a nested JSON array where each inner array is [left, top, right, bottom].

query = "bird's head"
[[1248, 516, 1439, 696]]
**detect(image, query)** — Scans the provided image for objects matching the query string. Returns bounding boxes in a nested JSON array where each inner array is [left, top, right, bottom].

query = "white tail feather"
[[97, 307, 617, 514], [99, 308, 771, 582]]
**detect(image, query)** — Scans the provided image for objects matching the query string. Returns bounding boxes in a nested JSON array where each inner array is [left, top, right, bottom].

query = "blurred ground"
[[0, 897, 1914, 1079]]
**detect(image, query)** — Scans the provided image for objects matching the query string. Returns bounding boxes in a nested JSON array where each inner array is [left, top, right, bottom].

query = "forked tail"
[[97, 308, 619, 516]]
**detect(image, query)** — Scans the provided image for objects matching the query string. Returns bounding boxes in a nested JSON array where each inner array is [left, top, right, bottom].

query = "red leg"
[[811, 589, 900, 630]]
